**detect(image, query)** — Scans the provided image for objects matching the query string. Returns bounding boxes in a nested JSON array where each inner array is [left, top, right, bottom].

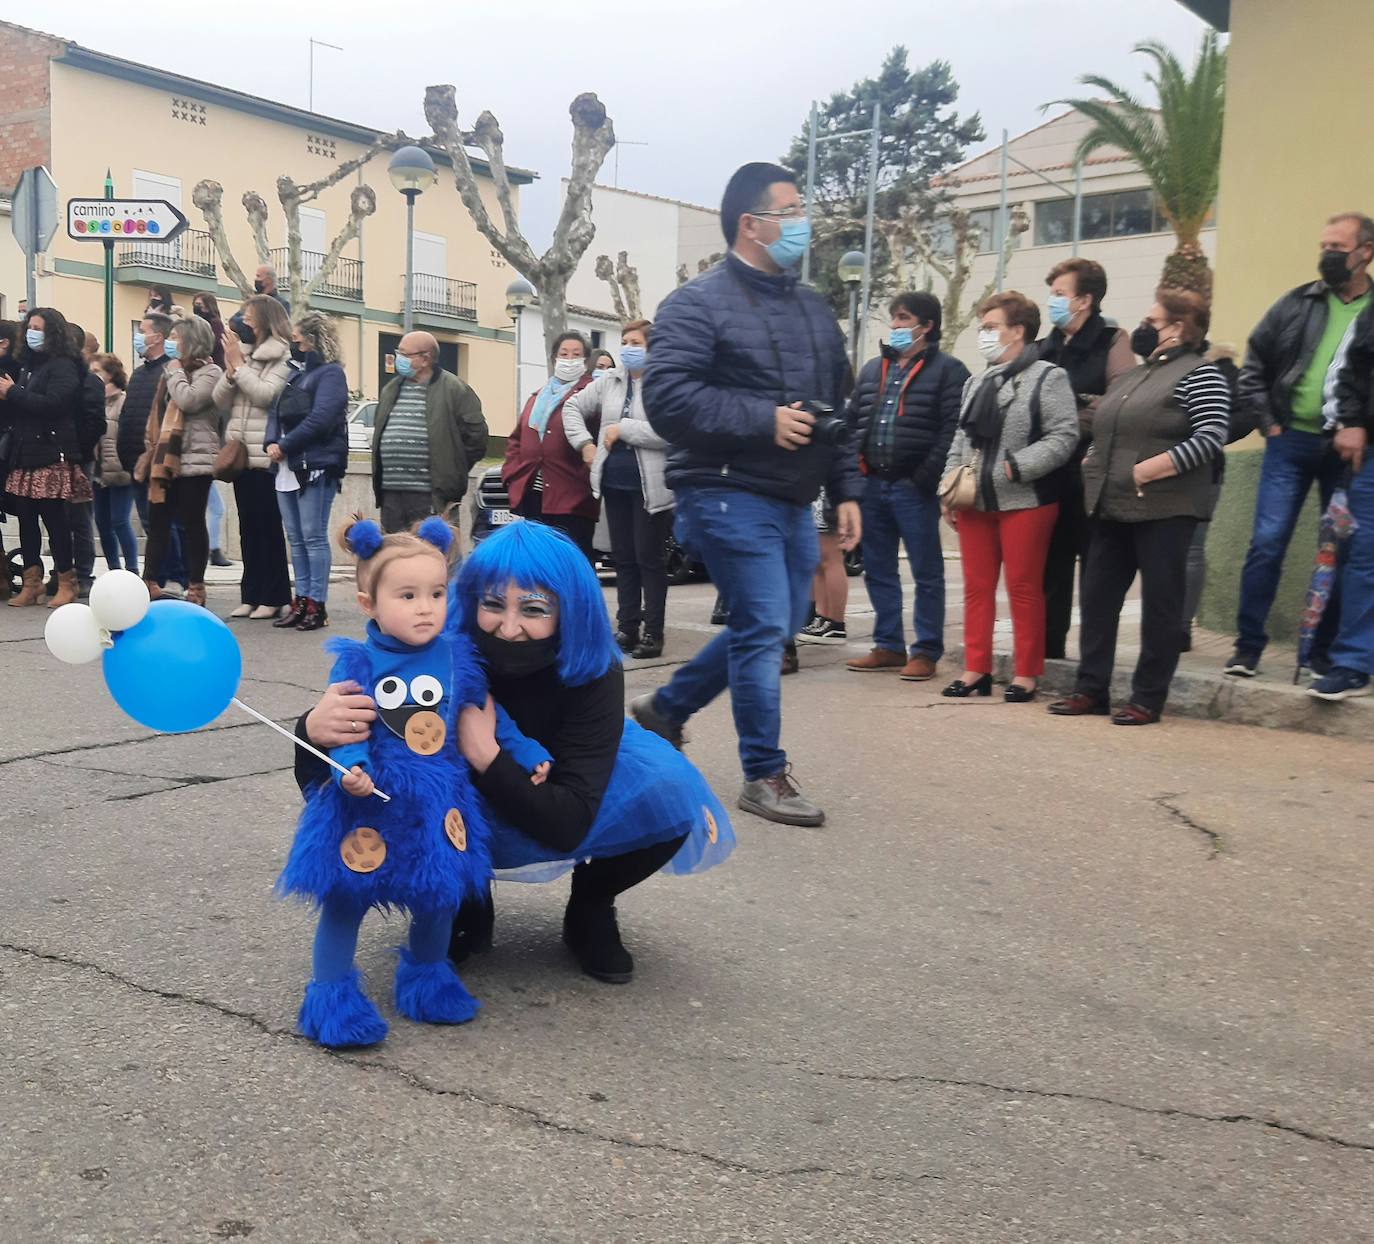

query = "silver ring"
[[350, 720, 359, 733]]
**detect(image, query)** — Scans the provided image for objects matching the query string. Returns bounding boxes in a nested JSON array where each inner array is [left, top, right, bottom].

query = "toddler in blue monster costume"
[[278, 515, 550, 1048]]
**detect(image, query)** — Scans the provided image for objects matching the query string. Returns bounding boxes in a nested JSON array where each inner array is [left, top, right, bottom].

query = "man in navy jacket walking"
[[633, 162, 861, 827]]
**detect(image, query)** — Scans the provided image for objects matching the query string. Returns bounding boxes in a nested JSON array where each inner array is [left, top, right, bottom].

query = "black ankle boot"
[[562, 901, 633, 983], [449, 887, 495, 965], [631, 633, 663, 659], [297, 598, 328, 631], [614, 627, 640, 653]]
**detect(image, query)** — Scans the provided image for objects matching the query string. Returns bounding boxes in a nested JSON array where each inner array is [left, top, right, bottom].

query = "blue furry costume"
[[279, 519, 549, 1049]]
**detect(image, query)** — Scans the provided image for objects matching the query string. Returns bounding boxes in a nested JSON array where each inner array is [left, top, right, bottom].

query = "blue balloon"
[[102, 600, 243, 733]]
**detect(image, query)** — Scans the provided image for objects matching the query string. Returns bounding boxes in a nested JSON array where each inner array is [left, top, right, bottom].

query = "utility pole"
[[308, 38, 343, 112]]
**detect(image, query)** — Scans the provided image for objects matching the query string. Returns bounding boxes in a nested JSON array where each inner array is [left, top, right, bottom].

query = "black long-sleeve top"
[[294, 661, 625, 855]]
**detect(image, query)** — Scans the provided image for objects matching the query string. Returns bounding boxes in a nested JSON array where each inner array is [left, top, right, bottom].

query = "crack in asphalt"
[[1151, 792, 1224, 859], [103, 766, 295, 801], [239, 674, 327, 697], [0, 941, 926, 1184], [0, 715, 296, 770]]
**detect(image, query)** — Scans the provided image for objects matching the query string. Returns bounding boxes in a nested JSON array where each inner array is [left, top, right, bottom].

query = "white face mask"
[[554, 357, 585, 383], [977, 329, 1006, 363]]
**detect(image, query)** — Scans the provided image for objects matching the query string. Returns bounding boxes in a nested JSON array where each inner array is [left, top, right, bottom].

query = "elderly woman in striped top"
[[1049, 288, 1231, 725]]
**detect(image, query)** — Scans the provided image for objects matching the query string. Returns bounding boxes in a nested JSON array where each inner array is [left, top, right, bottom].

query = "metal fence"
[[411, 273, 478, 322], [269, 249, 364, 302], [116, 228, 217, 279]]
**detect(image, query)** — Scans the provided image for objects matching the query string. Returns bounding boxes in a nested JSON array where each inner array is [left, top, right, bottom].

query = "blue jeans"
[[1329, 452, 1374, 674], [134, 481, 186, 587], [656, 487, 818, 781], [206, 481, 225, 550], [277, 477, 337, 601], [1235, 429, 1347, 657], [859, 477, 946, 659], [93, 482, 139, 575]]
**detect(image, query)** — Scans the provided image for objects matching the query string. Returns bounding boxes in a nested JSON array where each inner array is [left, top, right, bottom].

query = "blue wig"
[[456, 521, 620, 687]]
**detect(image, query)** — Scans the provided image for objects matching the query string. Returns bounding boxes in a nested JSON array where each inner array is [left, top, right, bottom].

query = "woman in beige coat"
[[213, 295, 293, 619], [143, 315, 224, 607]]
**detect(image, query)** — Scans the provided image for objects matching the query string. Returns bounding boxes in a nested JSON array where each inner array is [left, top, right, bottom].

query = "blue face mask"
[[1047, 295, 1074, 329], [592, 368, 610, 380], [24, 328, 44, 352], [888, 328, 914, 352], [619, 346, 647, 371], [163, 338, 180, 361], [132, 332, 147, 358], [762, 216, 811, 269], [394, 353, 414, 378]]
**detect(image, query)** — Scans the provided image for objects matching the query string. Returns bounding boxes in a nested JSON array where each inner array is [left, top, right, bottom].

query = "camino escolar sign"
[[66, 198, 188, 243]]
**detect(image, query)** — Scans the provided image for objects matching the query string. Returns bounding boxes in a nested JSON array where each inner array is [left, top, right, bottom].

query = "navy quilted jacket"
[[643, 252, 860, 506]]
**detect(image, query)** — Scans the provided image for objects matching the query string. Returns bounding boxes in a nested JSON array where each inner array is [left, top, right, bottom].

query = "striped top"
[[1166, 363, 1230, 475], [379, 380, 431, 492]]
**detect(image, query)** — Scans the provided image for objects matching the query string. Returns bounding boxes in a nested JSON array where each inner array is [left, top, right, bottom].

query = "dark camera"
[[798, 400, 848, 446]]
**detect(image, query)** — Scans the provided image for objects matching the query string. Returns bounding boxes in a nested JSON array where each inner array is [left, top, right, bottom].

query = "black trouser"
[[67, 463, 96, 585], [603, 489, 672, 637], [516, 489, 596, 563], [1043, 464, 1088, 660], [16, 497, 72, 572], [569, 834, 689, 909], [1074, 515, 1198, 713], [134, 481, 187, 587], [145, 475, 213, 585], [381, 489, 433, 534], [233, 468, 292, 606]]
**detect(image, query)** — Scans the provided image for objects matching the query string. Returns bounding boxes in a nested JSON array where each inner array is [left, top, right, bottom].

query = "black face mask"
[[1131, 322, 1160, 358], [289, 343, 305, 364], [1319, 250, 1354, 289], [236, 321, 257, 347], [473, 628, 560, 679], [253, 280, 265, 294], [194, 306, 211, 322]]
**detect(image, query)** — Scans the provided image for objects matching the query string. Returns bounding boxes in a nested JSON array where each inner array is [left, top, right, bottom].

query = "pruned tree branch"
[[191, 180, 252, 295], [242, 192, 272, 267], [614, 251, 642, 320], [304, 184, 377, 302], [595, 254, 629, 321]]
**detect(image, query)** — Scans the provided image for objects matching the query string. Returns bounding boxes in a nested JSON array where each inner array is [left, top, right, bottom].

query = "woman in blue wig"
[[297, 520, 733, 984]]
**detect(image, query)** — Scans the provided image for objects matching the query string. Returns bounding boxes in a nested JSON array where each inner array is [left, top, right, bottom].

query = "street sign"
[[66, 198, 187, 243], [11, 166, 59, 307]]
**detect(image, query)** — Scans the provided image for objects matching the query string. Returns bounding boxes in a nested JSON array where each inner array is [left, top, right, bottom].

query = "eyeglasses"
[[751, 205, 808, 221]]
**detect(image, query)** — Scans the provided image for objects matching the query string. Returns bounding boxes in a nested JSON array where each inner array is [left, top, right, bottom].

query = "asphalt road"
[[1, 580, 1371, 1243]]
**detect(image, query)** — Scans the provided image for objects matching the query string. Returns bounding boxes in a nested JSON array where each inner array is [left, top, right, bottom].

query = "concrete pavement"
[[1, 579, 1372, 1242]]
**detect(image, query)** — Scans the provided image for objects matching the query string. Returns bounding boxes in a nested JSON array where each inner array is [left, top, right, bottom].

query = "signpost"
[[66, 189, 188, 349], [11, 166, 59, 312]]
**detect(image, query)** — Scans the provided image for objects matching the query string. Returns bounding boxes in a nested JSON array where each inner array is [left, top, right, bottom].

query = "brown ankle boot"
[[47, 569, 78, 609], [143, 578, 164, 602], [8, 566, 43, 607], [185, 583, 207, 608]]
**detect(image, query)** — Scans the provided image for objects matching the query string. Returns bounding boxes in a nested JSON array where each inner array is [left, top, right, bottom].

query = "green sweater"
[[1288, 289, 1371, 434]]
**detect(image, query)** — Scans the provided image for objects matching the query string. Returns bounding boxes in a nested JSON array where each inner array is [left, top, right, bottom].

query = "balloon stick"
[[231, 697, 391, 802]]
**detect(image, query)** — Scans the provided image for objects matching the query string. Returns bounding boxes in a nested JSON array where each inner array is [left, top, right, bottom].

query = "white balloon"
[[89, 569, 150, 632], [45, 603, 107, 665]]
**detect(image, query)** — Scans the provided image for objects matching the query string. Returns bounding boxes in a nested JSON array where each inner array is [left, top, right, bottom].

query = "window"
[[1034, 199, 1074, 247], [412, 231, 447, 278], [299, 207, 326, 254], [1032, 189, 1214, 246], [968, 208, 998, 254]]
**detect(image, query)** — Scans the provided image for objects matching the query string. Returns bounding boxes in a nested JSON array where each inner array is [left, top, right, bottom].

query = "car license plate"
[[489, 509, 514, 525]]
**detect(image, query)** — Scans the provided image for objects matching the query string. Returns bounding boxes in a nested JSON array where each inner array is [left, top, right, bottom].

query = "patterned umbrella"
[[1295, 486, 1358, 682]]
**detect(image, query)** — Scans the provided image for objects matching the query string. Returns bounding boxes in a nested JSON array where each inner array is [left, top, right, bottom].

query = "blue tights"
[[311, 898, 454, 982]]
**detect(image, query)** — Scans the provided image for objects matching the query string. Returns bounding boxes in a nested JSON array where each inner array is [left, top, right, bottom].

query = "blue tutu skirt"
[[491, 719, 736, 883]]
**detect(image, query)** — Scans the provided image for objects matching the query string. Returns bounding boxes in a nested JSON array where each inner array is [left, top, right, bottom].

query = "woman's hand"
[[222, 329, 244, 370], [531, 761, 551, 787], [1004, 461, 1014, 481], [305, 681, 377, 748], [266, 443, 284, 463], [603, 424, 621, 450], [458, 695, 500, 774], [941, 505, 959, 531], [580, 443, 596, 466], [341, 766, 375, 799], [0, 374, 12, 399]]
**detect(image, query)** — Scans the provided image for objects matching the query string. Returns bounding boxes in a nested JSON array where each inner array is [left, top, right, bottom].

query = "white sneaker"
[[229, 603, 254, 619], [248, 604, 281, 620]]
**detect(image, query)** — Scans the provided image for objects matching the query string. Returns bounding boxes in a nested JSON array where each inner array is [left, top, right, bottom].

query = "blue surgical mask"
[[619, 345, 646, 371], [163, 338, 180, 361], [133, 332, 147, 358], [394, 353, 414, 378], [1047, 295, 1074, 329], [762, 216, 811, 269], [888, 328, 914, 352], [592, 368, 610, 380], [24, 328, 44, 352]]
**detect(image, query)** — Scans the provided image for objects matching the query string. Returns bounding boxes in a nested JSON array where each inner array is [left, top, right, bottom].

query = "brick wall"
[[0, 23, 63, 188]]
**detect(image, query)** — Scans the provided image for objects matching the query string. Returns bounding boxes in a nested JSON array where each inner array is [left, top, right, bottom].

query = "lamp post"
[[838, 250, 865, 371], [388, 145, 437, 332], [505, 276, 536, 419]]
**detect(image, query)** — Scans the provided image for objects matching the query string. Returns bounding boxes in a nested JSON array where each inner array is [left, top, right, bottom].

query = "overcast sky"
[[16, 0, 1209, 248]]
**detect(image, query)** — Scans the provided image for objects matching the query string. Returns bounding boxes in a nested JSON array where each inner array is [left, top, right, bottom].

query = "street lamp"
[[388, 145, 437, 332], [505, 275, 536, 418], [838, 250, 865, 370]]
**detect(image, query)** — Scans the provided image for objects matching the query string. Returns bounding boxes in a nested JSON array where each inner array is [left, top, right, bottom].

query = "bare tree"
[[676, 252, 725, 287], [594, 251, 642, 320], [424, 84, 615, 361], [192, 130, 404, 310]]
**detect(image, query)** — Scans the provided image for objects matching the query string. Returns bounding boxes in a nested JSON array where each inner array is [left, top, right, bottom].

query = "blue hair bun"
[[348, 518, 384, 560], [417, 516, 454, 554]]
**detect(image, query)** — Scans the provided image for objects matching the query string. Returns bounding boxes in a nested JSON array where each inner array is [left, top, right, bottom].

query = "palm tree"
[[1049, 33, 1226, 298]]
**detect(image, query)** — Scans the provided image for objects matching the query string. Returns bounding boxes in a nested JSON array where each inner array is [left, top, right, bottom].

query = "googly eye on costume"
[[375, 676, 407, 710], [410, 675, 443, 706]]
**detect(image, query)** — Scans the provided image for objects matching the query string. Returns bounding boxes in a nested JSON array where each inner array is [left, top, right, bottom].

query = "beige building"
[[936, 110, 1217, 369], [0, 21, 533, 437]]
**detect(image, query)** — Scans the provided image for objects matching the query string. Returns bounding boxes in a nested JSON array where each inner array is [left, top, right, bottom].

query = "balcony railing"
[[116, 227, 217, 279], [269, 248, 364, 303], [410, 273, 478, 322]]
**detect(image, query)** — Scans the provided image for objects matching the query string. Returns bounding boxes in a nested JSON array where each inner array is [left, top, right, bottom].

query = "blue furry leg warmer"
[[395, 908, 479, 1024], [298, 969, 389, 1048]]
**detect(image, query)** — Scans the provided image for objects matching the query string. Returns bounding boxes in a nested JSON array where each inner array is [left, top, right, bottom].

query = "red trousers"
[[957, 503, 1059, 677]]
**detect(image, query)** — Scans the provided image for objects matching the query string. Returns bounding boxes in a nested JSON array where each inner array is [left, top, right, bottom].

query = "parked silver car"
[[346, 400, 378, 451]]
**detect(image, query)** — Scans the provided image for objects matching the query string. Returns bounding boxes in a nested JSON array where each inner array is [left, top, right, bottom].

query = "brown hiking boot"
[[900, 655, 938, 681], [846, 647, 905, 672], [47, 569, 77, 609], [8, 566, 43, 607]]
